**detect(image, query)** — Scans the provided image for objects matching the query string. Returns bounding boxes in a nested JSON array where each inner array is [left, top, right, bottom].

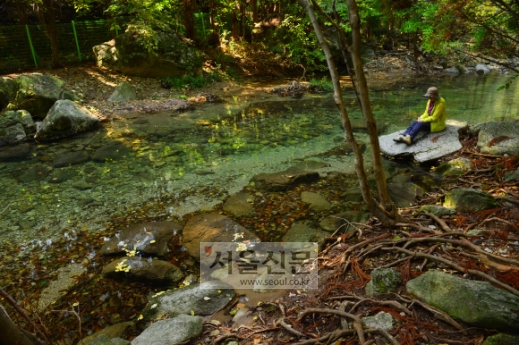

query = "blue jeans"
[[402, 121, 431, 140]]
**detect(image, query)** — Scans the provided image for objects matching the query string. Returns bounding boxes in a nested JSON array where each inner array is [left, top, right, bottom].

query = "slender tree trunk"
[[0, 305, 38, 345], [240, 0, 247, 41], [251, 0, 259, 22], [41, 0, 60, 68], [15, 2, 29, 25], [300, 0, 399, 226], [232, 4, 239, 41], [208, 0, 220, 45], [346, 0, 397, 219], [183, 0, 196, 41]]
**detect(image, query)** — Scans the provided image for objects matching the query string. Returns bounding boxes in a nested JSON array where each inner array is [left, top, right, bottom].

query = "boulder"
[[251, 169, 320, 192], [476, 63, 492, 75], [102, 258, 183, 285], [433, 157, 472, 177], [443, 188, 497, 212], [9, 74, 73, 119], [141, 281, 234, 321], [300, 191, 332, 211], [482, 334, 519, 345], [52, 151, 90, 168], [473, 121, 519, 155], [100, 221, 183, 257], [0, 143, 31, 161], [93, 28, 206, 78], [182, 213, 260, 260], [282, 221, 317, 243], [77, 322, 134, 345], [108, 82, 137, 102], [0, 123, 26, 146], [0, 76, 16, 110], [406, 270, 519, 332], [223, 192, 254, 217], [34, 100, 100, 141], [0, 110, 36, 145], [379, 122, 466, 163], [443, 66, 461, 75], [365, 268, 402, 296], [505, 170, 519, 182], [131, 315, 203, 345]]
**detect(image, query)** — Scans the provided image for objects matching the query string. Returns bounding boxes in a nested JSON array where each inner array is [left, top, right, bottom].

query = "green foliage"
[[161, 71, 225, 91], [272, 14, 327, 72], [106, 0, 182, 52], [309, 76, 333, 91]]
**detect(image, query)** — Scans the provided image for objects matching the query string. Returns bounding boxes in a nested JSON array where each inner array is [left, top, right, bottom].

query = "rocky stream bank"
[[1, 50, 519, 345]]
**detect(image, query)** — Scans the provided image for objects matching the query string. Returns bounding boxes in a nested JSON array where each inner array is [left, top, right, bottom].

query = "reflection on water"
[[0, 73, 517, 244]]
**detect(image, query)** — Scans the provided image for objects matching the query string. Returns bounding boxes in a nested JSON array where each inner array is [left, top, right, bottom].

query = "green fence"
[[0, 14, 217, 74], [0, 19, 127, 74]]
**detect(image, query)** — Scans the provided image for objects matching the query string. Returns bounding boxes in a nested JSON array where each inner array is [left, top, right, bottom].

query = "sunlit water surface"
[[0, 72, 517, 246]]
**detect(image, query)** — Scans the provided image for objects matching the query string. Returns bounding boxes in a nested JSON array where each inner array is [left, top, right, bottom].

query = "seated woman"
[[394, 86, 446, 145]]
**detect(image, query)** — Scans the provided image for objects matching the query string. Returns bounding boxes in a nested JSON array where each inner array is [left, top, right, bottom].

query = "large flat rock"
[[379, 122, 466, 163]]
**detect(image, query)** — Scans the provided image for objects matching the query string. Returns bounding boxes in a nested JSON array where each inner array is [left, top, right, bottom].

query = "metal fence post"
[[71, 21, 82, 61], [25, 25, 39, 68]]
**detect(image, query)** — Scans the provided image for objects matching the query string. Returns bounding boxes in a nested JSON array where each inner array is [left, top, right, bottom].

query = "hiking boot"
[[393, 134, 405, 143], [402, 135, 412, 145]]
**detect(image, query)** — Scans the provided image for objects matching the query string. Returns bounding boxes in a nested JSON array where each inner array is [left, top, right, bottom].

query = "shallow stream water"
[[0, 72, 518, 247]]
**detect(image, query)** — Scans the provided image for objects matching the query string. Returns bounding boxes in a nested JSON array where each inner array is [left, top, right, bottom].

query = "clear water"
[[0, 72, 517, 245]]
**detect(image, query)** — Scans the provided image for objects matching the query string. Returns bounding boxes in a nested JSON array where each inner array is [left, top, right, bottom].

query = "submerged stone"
[[223, 192, 254, 217], [141, 281, 234, 321], [251, 169, 320, 192], [102, 257, 183, 285]]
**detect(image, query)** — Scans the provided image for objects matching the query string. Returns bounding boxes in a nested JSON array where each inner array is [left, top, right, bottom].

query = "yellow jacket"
[[420, 97, 446, 132]]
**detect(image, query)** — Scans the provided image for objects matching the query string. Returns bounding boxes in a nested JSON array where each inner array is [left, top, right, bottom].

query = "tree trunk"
[[15, 2, 29, 25], [183, 0, 196, 41], [251, 0, 259, 22], [232, 4, 239, 41], [346, 0, 399, 223], [41, 0, 60, 68], [299, 0, 400, 226], [0, 305, 37, 345], [208, 0, 220, 45]]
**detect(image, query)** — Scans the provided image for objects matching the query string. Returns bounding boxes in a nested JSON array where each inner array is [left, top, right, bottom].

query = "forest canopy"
[[1, 0, 518, 71]]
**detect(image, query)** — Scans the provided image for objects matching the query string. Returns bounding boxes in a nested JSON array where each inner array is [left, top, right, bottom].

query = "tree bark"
[[299, 0, 399, 226], [346, 0, 398, 221], [251, 0, 259, 22], [208, 0, 220, 45], [183, 0, 196, 41], [41, 0, 61, 68], [0, 305, 37, 345]]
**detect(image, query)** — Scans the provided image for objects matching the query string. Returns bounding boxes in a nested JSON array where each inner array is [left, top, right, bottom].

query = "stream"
[[0, 72, 518, 248]]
